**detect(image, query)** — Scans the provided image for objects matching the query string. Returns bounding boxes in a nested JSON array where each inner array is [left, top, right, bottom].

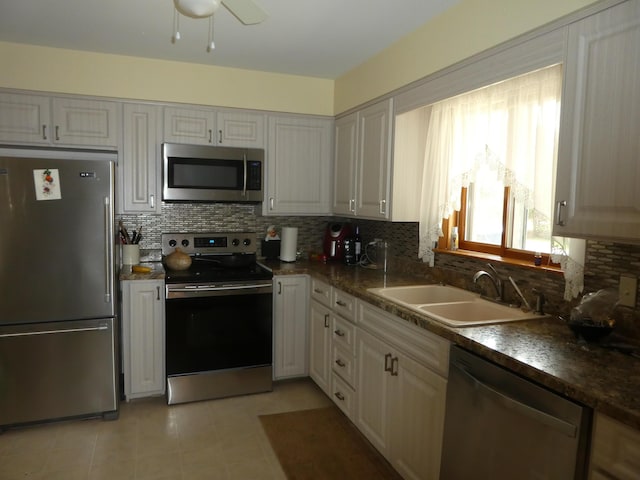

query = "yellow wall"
[[0, 42, 334, 116], [334, 0, 601, 114], [0, 0, 602, 116]]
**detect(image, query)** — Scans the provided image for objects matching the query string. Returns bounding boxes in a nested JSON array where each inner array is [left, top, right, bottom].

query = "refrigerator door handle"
[[0, 324, 110, 338], [104, 196, 113, 304]]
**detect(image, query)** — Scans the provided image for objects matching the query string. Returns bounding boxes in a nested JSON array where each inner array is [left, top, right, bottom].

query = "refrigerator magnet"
[[33, 168, 62, 200]]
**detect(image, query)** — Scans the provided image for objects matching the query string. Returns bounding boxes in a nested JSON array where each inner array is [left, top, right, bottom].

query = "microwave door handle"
[[242, 153, 247, 197]]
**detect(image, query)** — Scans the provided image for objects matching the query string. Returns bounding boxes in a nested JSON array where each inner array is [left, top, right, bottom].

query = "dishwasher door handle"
[[454, 362, 578, 438]]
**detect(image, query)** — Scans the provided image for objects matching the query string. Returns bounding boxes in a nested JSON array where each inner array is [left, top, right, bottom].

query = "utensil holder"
[[122, 244, 140, 265]]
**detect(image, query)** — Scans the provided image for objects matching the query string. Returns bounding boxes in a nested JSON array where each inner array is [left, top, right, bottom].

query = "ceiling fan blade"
[[222, 0, 268, 25]]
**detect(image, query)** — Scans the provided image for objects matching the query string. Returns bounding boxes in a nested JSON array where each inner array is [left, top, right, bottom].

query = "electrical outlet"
[[618, 275, 637, 308]]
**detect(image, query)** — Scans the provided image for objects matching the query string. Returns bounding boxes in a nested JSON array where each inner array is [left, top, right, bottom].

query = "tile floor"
[[0, 378, 333, 480]]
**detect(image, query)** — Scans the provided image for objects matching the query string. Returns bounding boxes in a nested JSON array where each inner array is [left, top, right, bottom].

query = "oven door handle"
[[166, 282, 273, 298]]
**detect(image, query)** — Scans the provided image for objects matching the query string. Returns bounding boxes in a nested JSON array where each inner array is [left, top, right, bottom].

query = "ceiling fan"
[[172, 0, 268, 52]]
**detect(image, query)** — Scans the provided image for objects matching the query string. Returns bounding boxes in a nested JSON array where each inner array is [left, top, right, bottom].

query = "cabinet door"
[[163, 106, 216, 144], [265, 116, 333, 215], [355, 328, 392, 455], [554, 1, 640, 241], [273, 275, 309, 379], [333, 112, 358, 216], [356, 99, 392, 219], [309, 300, 332, 395], [122, 280, 165, 399], [589, 414, 640, 480], [390, 350, 447, 480], [216, 111, 265, 147], [51, 98, 118, 147], [0, 92, 51, 144], [120, 103, 161, 213]]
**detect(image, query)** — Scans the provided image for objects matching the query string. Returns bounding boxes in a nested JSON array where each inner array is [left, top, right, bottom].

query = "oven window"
[[165, 292, 272, 375]]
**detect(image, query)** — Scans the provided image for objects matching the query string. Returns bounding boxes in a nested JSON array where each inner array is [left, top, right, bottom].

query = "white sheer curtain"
[[418, 64, 584, 299]]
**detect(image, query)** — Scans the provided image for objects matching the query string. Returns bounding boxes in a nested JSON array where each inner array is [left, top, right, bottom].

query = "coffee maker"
[[323, 223, 353, 261]]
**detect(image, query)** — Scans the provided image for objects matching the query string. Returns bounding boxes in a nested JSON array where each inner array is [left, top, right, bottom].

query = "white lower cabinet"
[[356, 300, 449, 480], [273, 275, 309, 379], [309, 299, 332, 395], [121, 280, 165, 400], [589, 413, 640, 479]]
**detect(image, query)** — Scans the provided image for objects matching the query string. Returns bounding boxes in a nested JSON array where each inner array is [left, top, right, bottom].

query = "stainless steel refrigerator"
[[0, 150, 118, 429]]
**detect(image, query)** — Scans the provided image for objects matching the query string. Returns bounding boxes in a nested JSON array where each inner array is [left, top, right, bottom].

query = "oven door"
[[165, 282, 273, 404]]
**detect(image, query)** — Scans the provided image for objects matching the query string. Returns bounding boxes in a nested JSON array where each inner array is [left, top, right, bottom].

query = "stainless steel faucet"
[[472, 263, 503, 301]]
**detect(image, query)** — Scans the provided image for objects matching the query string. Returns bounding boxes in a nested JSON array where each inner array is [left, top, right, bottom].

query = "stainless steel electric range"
[[161, 232, 273, 405]]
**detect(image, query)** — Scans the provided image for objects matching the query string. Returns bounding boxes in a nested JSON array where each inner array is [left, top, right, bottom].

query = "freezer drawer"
[[0, 318, 118, 428]]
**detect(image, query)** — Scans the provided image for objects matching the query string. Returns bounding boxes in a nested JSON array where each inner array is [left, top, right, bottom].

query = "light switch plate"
[[618, 275, 637, 308]]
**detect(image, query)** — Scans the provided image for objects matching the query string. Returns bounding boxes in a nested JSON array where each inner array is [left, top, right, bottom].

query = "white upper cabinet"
[[216, 110, 265, 148], [333, 99, 393, 220], [0, 93, 118, 148], [120, 103, 161, 214], [554, 0, 640, 242], [264, 115, 333, 215], [163, 106, 216, 145], [164, 106, 266, 148]]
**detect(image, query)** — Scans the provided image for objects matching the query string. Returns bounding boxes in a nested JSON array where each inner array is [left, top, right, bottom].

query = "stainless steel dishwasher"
[[440, 346, 591, 479]]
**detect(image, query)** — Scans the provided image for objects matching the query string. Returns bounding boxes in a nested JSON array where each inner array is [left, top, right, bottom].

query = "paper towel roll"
[[280, 227, 298, 262]]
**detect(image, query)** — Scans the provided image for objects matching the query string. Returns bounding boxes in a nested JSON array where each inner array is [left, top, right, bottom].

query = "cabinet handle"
[[379, 199, 387, 215], [349, 198, 355, 212], [324, 314, 329, 328], [269, 197, 275, 210], [335, 358, 346, 368], [55, 125, 60, 141], [555, 200, 567, 226], [384, 353, 392, 372], [42, 125, 47, 140], [334, 391, 345, 401], [156, 286, 161, 300], [313, 288, 324, 294], [390, 356, 399, 376], [218, 129, 222, 143], [336, 300, 347, 307], [208, 129, 213, 143], [334, 329, 345, 337], [150, 194, 155, 209], [278, 281, 282, 294]]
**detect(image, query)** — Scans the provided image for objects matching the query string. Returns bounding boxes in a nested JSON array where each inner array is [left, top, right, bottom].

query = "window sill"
[[433, 248, 563, 275]]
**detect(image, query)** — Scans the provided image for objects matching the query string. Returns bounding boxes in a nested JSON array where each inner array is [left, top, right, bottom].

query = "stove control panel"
[[161, 232, 257, 256]]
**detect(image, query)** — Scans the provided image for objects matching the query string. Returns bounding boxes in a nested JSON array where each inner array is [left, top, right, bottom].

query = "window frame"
[[452, 185, 557, 266]]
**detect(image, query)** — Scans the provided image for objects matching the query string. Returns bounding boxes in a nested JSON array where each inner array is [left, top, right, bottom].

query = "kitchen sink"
[[368, 284, 477, 305], [368, 284, 544, 327], [418, 301, 542, 327]]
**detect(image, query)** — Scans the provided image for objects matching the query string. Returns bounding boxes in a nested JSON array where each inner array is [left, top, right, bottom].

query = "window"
[[418, 64, 562, 266]]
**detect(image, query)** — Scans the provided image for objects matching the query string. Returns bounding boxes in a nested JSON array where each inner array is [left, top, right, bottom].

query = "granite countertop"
[[118, 262, 166, 281], [264, 259, 640, 430]]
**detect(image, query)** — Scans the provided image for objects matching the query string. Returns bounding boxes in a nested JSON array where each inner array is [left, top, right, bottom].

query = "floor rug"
[[259, 406, 402, 480]]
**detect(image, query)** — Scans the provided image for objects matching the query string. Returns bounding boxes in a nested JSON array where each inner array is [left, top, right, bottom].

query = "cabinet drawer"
[[331, 373, 356, 420], [332, 315, 356, 355], [310, 278, 332, 307], [332, 288, 355, 322], [332, 343, 356, 388]]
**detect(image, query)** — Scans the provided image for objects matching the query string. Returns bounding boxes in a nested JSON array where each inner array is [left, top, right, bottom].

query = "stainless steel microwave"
[[162, 143, 264, 203]]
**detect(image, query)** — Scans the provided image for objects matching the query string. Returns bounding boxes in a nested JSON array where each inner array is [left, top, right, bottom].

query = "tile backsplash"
[[119, 203, 640, 319]]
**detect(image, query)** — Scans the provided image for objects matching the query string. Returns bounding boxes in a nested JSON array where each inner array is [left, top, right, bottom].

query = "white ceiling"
[[0, 0, 460, 79]]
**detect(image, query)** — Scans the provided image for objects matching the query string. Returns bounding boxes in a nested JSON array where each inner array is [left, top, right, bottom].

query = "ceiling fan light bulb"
[[174, 0, 221, 18]]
